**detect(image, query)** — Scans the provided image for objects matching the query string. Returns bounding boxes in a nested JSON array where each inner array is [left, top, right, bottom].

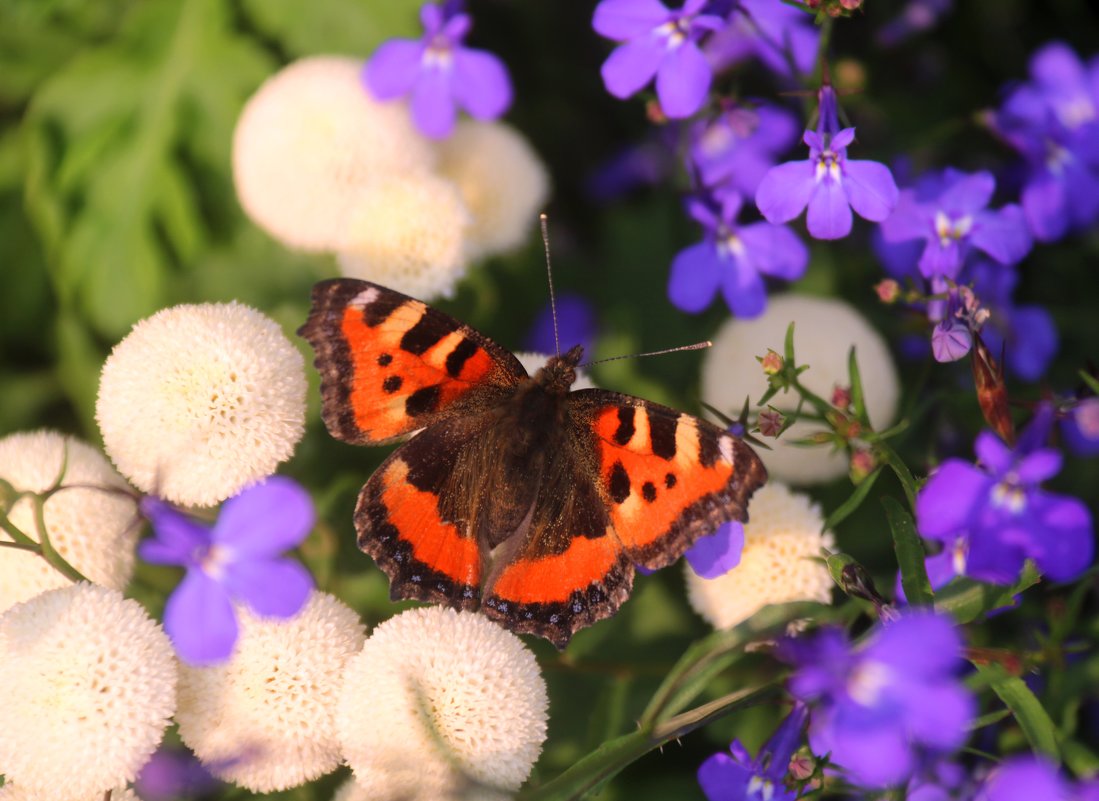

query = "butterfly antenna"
[[540, 213, 561, 358], [581, 341, 712, 369]]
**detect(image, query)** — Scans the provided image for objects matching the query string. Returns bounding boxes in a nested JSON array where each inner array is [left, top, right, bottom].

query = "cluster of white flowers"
[[0, 430, 137, 613], [0, 584, 176, 800], [96, 301, 307, 507], [233, 56, 550, 300], [686, 482, 836, 629], [337, 607, 549, 801], [702, 294, 900, 484]]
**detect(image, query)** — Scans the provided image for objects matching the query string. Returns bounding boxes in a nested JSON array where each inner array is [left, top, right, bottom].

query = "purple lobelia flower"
[[705, 0, 820, 78], [916, 412, 1095, 585], [698, 704, 808, 801], [523, 293, 599, 356], [876, 0, 953, 47], [140, 476, 315, 664], [976, 756, 1085, 801], [879, 169, 1032, 281], [668, 189, 808, 317], [364, 1, 512, 138], [756, 86, 899, 240], [989, 42, 1099, 242], [690, 102, 801, 195], [965, 260, 1057, 381], [1062, 395, 1099, 457], [685, 520, 745, 579], [782, 611, 975, 788], [592, 0, 725, 119]]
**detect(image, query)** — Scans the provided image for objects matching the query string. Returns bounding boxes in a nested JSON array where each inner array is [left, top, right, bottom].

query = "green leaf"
[[873, 439, 919, 510], [883, 496, 933, 606], [935, 564, 1040, 624], [846, 346, 870, 426], [1078, 370, 1099, 396], [23, 0, 273, 338], [241, 0, 425, 58], [976, 664, 1060, 763], [823, 466, 882, 531], [783, 321, 797, 363]]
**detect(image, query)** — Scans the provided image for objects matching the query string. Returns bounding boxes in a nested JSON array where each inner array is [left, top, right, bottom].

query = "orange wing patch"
[[299, 279, 524, 445], [592, 403, 746, 570], [355, 456, 483, 609], [486, 527, 621, 606]]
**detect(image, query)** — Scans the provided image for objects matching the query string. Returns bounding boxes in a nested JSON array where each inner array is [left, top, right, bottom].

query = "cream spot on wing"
[[351, 287, 380, 308], [719, 434, 735, 464], [674, 414, 700, 466]]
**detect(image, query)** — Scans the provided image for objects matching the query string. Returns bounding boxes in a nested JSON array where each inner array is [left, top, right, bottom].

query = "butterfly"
[[299, 278, 766, 648]]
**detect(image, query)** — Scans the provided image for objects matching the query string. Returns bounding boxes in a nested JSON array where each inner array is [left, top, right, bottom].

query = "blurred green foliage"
[[2, 0, 1099, 799]]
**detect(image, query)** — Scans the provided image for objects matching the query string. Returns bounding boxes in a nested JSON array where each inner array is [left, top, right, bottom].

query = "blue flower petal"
[[1004, 305, 1059, 381], [654, 39, 711, 118], [843, 159, 899, 222], [1030, 494, 1094, 582], [212, 476, 314, 559], [668, 241, 722, 313], [165, 569, 238, 665], [411, 67, 457, 138], [223, 558, 313, 618], [364, 40, 423, 100], [806, 179, 853, 240], [738, 222, 808, 281], [720, 253, 768, 318], [937, 170, 995, 216], [592, 0, 671, 40], [698, 752, 755, 801], [974, 431, 1014, 474], [902, 680, 975, 751], [868, 611, 962, 676], [685, 522, 744, 578], [756, 160, 815, 224], [971, 205, 1033, 265], [452, 48, 513, 120], [139, 499, 210, 567], [601, 35, 664, 100], [916, 460, 989, 539], [931, 318, 972, 361]]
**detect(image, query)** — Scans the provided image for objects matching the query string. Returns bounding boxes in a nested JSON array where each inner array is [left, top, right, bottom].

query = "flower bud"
[[760, 349, 784, 375], [758, 409, 785, 437]]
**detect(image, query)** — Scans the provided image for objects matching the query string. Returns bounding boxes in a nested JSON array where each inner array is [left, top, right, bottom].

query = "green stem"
[[32, 494, 89, 584]]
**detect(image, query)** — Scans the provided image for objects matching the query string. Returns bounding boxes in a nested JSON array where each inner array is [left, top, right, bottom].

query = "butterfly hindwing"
[[481, 447, 634, 648], [354, 415, 490, 610], [299, 278, 526, 444], [573, 390, 767, 571]]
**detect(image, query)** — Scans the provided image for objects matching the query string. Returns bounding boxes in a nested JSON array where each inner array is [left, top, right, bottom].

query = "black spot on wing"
[[445, 338, 480, 377], [614, 406, 636, 446], [699, 426, 722, 467], [382, 375, 402, 394], [641, 481, 657, 503], [378, 353, 393, 366], [362, 293, 404, 327], [406, 385, 441, 417], [649, 413, 678, 461], [665, 472, 677, 489], [400, 314, 448, 355], [609, 461, 631, 504]]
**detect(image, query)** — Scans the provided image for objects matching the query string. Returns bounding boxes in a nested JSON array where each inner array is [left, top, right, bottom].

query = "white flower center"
[[991, 480, 1027, 513], [424, 38, 454, 69], [199, 543, 231, 579], [1045, 140, 1072, 175], [814, 149, 842, 184], [848, 659, 892, 706], [934, 210, 973, 245], [717, 231, 746, 259], [1057, 97, 1096, 130], [747, 775, 777, 801]]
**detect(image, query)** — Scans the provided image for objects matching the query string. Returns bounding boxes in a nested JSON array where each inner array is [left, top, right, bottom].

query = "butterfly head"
[[535, 344, 584, 395]]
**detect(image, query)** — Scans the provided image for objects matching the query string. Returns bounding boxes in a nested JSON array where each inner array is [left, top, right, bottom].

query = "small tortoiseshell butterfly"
[[299, 278, 766, 647]]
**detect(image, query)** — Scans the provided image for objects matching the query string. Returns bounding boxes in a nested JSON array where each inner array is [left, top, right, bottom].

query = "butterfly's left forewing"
[[299, 278, 526, 444]]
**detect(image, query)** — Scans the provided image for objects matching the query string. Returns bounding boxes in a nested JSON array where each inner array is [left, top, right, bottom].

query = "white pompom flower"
[[0, 430, 137, 613], [434, 120, 550, 260], [331, 776, 371, 801], [702, 294, 899, 484], [337, 607, 548, 801], [336, 172, 471, 300], [515, 351, 596, 390], [0, 584, 176, 799], [96, 301, 306, 507], [175, 591, 366, 793], [233, 55, 435, 251], [0, 785, 139, 801], [686, 482, 835, 629]]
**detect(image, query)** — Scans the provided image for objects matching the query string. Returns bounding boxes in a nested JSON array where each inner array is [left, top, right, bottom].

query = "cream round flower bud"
[[702, 294, 899, 484], [336, 172, 471, 301], [175, 592, 366, 792], [0, 584, 176, 799], [233, 55, 435, 251], [96, 301, 306, 507], [0, 430, 137, 613], [434, 120, 550, 260], [337, 607, 547, 801], [687, 482, 835, 629]]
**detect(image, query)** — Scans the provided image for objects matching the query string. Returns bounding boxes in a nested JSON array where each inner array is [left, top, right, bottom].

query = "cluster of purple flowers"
[[915, 410, 1094, 589]]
